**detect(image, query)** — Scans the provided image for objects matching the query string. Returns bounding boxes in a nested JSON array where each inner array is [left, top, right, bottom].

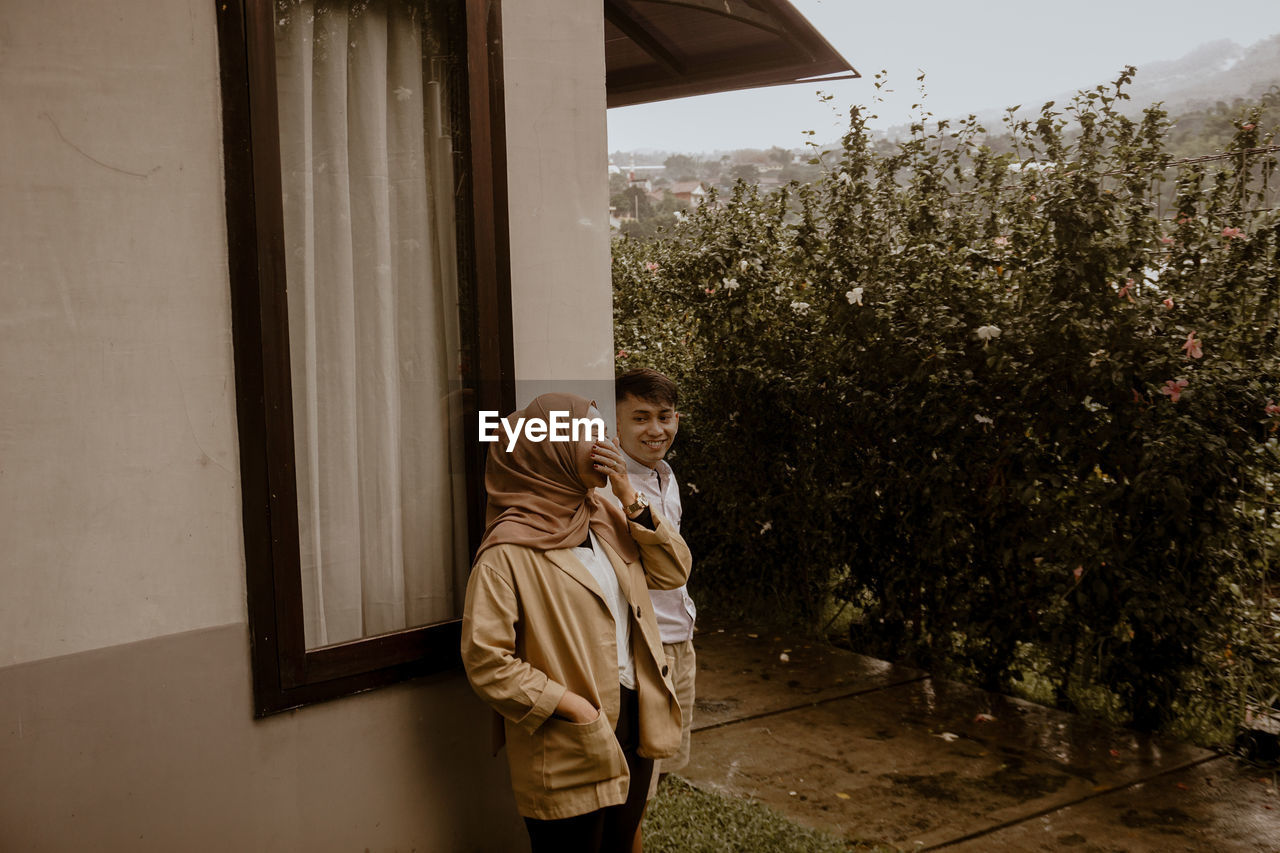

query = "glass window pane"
[[274, 0, 469, 649]]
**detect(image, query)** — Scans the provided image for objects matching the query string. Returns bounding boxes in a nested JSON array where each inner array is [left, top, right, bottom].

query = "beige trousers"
[[648, 638, 696, 798]]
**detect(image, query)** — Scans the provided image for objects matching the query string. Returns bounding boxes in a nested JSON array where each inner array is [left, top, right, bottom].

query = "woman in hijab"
[[461, 392, 691, 853]]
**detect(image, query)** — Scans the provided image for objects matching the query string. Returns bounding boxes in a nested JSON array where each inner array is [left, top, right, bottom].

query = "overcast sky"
[[607, 0, 1280, 153]]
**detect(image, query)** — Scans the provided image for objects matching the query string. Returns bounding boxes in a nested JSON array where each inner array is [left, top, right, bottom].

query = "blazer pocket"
[[540, 712, 626, 791]]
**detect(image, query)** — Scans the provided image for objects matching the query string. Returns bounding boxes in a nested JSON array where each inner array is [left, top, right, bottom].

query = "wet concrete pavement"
[[681, 626, 1280, 851]]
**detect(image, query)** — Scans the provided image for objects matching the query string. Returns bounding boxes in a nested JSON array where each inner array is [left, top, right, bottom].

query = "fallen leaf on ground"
[[747, 633, 759, 639], [836, 792, 850, 800], [973, 713, 996, 723], [779, 653, 790, 662], [936, 732, 960, 742]]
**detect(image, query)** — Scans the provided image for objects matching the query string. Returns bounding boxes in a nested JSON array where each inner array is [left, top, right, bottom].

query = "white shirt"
[[602, 452, 697, 645], [569, 530, 636, 689]]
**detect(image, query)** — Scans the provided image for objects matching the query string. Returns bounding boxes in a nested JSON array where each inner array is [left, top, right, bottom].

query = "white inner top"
[[570, 530, 636, 689]]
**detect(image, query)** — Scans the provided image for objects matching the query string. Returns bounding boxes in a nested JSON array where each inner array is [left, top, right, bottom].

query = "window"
[[215, 0, 513, 716]]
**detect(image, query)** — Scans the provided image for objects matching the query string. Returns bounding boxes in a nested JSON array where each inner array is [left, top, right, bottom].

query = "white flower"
[[759, 521, 772, 533], [974, 414, 993, 425], [790, 301, 811, 315], [837, 171, 853, 186], [740, 259, 751, 271], [722, 277, 740, 291], [846, 287, 864, 305], [687, 483, 699, 494], [976, 325, 1002, 348]]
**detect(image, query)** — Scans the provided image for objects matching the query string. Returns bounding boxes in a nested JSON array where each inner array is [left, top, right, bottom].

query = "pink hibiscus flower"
[[1160, 379, 1189, 402], [1182, 331, 1203, 359]]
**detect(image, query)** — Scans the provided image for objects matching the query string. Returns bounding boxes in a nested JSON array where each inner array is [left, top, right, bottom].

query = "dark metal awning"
[[604, 0, 858, 108]]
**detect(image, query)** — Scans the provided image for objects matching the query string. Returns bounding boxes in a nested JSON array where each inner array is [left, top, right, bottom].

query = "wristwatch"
[[623, 492, 649, 517]]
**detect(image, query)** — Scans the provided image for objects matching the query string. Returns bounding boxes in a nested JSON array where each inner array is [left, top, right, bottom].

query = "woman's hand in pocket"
[[555, 690, 600, 724]]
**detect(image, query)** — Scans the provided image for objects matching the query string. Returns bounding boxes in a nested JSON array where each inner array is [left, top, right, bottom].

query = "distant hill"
[[1116, 34, 1280, 116], [608, 34, 1280, 187], [919, 34, 1280, 138]]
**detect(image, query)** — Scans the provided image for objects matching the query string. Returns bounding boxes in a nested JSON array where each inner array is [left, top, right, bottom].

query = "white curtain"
[[275, 0, 469, 648]]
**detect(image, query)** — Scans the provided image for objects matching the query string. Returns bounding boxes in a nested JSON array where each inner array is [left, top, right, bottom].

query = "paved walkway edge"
[[690, 675, 930, 734], [919, 753, 1227, 850], [686, 654, 1232, 851]]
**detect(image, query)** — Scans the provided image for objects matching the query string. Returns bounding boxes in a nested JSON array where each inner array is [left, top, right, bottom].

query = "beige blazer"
[[460, 509, 692, 821]]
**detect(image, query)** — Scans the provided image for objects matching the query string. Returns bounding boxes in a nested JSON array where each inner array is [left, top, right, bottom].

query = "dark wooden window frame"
[[214, 0, 514, 717]]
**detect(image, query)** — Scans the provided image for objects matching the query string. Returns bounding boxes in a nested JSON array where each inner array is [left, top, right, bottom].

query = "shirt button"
[[635, 605, 642, 618], [661, 665, 669, 676]]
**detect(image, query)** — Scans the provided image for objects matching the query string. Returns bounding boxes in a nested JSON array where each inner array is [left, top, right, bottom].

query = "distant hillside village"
[[609, 87, 1280, 238], [609, 34, 1280, 239], [608, 147, 825, 237]]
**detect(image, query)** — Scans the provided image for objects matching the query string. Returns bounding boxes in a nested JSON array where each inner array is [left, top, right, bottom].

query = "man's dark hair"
[[616, 368, 678, 408]]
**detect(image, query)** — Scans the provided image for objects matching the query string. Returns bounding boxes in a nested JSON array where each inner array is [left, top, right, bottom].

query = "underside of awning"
[[604, 0, 858, 108]]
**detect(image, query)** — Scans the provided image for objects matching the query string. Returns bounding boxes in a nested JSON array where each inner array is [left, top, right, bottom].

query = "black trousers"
[[524, 686, 654, 853]]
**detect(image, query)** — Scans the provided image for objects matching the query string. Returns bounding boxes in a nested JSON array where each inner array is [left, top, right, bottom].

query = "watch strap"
[[624, 493, 649, 515]]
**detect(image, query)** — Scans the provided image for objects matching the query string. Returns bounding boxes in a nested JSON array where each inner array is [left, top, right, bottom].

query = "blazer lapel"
[[545, 548, 607, 605]]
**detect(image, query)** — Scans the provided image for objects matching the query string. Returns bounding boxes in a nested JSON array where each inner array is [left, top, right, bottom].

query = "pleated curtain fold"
[[275, 0, 468, 649]]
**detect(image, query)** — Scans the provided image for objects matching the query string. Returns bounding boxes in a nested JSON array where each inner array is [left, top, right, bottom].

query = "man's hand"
[[591, 437, 639, 511]]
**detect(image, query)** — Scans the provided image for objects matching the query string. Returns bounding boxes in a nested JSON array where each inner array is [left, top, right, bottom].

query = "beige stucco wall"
[[0, 0, 245, 666], [502, 0, 616, 415], [0, 0, 608, 849], [0, 623, 525, 852], [0, 0, 617, 667]]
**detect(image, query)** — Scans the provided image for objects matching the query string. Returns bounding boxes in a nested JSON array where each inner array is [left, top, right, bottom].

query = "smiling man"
[[608, 368, 696, 844]]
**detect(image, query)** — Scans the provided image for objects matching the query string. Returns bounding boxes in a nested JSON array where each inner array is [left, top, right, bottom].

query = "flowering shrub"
[[614, 70, 1280, 737]]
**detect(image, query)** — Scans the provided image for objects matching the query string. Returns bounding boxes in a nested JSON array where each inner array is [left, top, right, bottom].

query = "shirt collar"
[[623, 449, 669, 481]]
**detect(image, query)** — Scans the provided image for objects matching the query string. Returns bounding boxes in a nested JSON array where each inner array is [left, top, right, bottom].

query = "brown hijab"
[[476, 392, 639, 562]]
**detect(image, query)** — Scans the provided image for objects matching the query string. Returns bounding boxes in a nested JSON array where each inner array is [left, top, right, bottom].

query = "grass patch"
[[643, 775, 896, 852]]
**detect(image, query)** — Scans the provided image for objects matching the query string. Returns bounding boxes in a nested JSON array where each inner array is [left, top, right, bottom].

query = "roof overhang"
[[604, 0, 858, 109]]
